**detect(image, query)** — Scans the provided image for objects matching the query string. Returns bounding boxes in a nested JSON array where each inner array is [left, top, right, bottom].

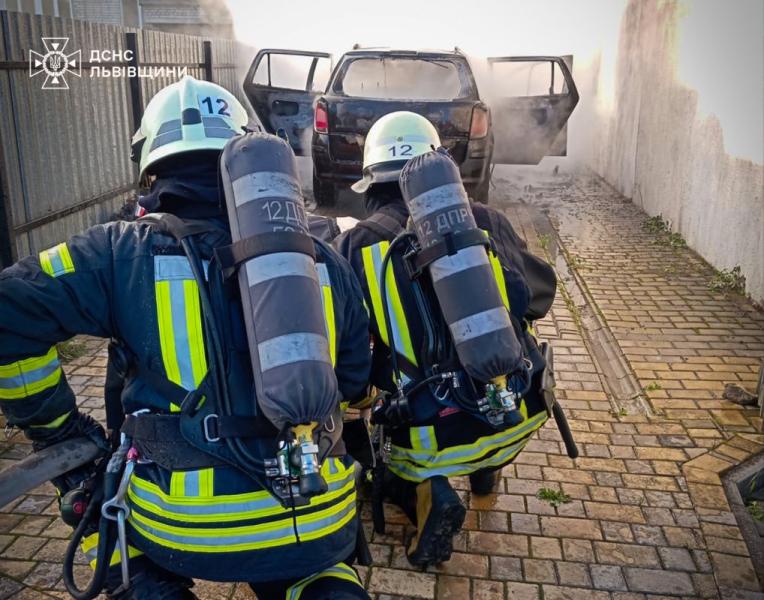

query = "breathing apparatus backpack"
[[369, 149, 534, 431], [109, 134, 346, 512]]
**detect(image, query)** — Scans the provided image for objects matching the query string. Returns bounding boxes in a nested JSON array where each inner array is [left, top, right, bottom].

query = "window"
[[338, 57, 473, 100], [491, 60, 569, 97], [253, 53, 331, 92]]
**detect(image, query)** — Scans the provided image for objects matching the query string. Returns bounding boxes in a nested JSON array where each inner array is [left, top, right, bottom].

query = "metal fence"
[[0, 10, 250, 267]]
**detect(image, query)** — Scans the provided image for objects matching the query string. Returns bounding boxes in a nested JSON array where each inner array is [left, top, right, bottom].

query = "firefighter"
[[0, 76, 371, 599], [334, 111, 557, 567]]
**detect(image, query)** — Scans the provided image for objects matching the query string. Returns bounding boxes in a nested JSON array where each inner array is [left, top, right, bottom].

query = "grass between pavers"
[[56, 339, 88, 363], [536, 487, 572, 508]]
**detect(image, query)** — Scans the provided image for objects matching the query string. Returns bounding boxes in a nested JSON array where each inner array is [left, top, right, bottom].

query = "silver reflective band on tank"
[[405, 183, 469, 222], [245, 253, 318, 287], [449, 307, 513, 344], [257, 332, 332, 372], [429, 245, 487, 283], [231, 171, 303, 207]]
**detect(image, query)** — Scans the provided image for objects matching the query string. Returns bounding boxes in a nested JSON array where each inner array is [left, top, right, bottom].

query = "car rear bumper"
[[313, 136, 492, 189]]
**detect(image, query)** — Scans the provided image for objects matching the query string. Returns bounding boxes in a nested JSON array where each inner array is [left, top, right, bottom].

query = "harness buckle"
[[203, 414, 221, 443]]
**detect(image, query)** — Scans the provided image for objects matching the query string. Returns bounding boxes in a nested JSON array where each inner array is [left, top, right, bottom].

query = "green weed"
[[708, 266, 746, 294], [643, 215, 686, 250], [536, 488, 572, 508], [667, 232, 687, 250], [747, 501, 764, 522], [56, 339, 88, 363], [642, 215, 669, 234], [644, 382, 662, 392]]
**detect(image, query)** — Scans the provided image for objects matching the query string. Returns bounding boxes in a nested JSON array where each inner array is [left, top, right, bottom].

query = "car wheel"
[[313, 173, 337, 207], [471, 177, 490, 204]]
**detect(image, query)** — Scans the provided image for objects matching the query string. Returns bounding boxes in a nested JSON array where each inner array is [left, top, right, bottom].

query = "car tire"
[[313, 172, 337, 208], [471, 177, 490, 204]]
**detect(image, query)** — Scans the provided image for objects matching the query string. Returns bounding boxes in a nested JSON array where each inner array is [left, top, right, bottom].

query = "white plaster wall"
[[587, 0, 764, 303]]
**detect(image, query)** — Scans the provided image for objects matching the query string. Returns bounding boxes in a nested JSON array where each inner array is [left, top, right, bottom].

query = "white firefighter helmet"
[[351, 111, 441, 193], [131, 75, 249, 179]]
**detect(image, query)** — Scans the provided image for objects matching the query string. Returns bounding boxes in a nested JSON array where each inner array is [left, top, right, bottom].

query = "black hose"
[[181, 240, 267, 482], [404, 373, 450, 399], [62, 478, 116, 599]]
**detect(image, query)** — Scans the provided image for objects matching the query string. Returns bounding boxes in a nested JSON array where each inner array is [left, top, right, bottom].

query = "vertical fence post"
[[0, 166, 14, 268], [202, 41, 213, 82], [125, 32, 143, 134], [0, 10, 17, 265]]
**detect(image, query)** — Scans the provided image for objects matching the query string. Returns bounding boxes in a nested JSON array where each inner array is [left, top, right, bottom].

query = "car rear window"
[[336, 57, 475, 100]]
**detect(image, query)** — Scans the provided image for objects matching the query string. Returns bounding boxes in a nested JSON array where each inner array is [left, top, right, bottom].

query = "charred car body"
[[244, 48, 579, 206]]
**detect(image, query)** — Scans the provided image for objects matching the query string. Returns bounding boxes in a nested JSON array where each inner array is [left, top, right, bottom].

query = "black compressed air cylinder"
[[220, 132, 338, 429], [399, 149, 524, 382]]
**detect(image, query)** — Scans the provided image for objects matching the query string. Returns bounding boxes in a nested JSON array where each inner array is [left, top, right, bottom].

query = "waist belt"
[[122, 413, 278, 470]]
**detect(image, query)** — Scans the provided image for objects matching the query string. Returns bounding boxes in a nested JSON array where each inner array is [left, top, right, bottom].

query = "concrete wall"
[[587, 0, 764, 304]]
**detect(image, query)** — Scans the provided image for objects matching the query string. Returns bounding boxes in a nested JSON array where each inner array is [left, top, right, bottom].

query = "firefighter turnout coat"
[[0, 218, 371, 582], [334, 201, 555, 483]]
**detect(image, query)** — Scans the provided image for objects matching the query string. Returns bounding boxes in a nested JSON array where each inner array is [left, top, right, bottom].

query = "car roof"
[[343, 47, 465, 58]]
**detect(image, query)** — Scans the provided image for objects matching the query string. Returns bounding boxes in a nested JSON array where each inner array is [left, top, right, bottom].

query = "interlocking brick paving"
[[0, 169, 762, 599]]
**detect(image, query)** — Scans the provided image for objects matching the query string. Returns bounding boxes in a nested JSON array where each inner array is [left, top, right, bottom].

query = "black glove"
[[30, 412, 109, 498]]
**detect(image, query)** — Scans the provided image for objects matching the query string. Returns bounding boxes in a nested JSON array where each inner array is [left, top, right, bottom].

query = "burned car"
[[244, 48, 578, 206]]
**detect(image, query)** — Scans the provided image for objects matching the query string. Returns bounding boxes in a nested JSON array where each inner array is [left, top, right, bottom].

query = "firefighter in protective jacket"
[[334, 111, 557, 567], [0, 76, 371, 599]]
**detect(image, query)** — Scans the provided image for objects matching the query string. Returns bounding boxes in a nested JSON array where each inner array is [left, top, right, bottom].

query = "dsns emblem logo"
[[29, 37, 81, 90]]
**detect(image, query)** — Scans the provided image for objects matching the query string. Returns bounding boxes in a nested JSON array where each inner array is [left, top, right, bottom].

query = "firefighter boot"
[[406, 476, 466, 567], [383, 471, 418, 524], [469, 468, 499, 495]]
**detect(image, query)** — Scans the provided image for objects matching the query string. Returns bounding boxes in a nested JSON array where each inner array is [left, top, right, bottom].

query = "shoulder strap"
[[356, 206, 406, 240]]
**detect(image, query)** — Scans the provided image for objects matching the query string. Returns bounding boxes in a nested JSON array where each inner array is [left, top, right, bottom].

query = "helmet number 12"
[[388, 144, 413, 157], [199, 96, 231, 117]]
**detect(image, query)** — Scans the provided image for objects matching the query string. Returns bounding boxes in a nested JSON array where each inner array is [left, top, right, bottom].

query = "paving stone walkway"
[[0, 168, 762, 599]]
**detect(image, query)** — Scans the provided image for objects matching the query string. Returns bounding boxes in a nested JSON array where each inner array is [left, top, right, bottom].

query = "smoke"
[[224, 0, 628, 168]]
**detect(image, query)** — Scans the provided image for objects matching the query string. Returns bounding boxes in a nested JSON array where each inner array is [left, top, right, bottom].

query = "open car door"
[[243, 49, 332, 155], [486, 55, 578, 164]]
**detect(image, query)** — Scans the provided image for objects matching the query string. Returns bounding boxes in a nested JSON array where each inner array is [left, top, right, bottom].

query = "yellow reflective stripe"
[[199, 468, 214, 497], [322, 285, 337, 367], [287, 563, 361, 600], [59, 243, 75, 272], [384, 258, 416, 364], [0, 347, 58, 376], [128, 460, 354, 522], [340, 400, 350, 412], [392, 402, 543, 468], [81, 532, 142, 569], [128, 492, 356, 553], [410, 426, 437, 452], [170, 471, 186, 497], [183, 279, 208, 387], [38, 243, 75, 277], [155, 280, 182, 387], [169, 402, 181, 413], [526, 321, 537, 338], [0, 347, 62, 400], [39, 251, 54, 277], [29, 410, 72, 429], [489, 251, 510, 310], [362, 242, 417, 366], [362, 245, 387, 346]]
